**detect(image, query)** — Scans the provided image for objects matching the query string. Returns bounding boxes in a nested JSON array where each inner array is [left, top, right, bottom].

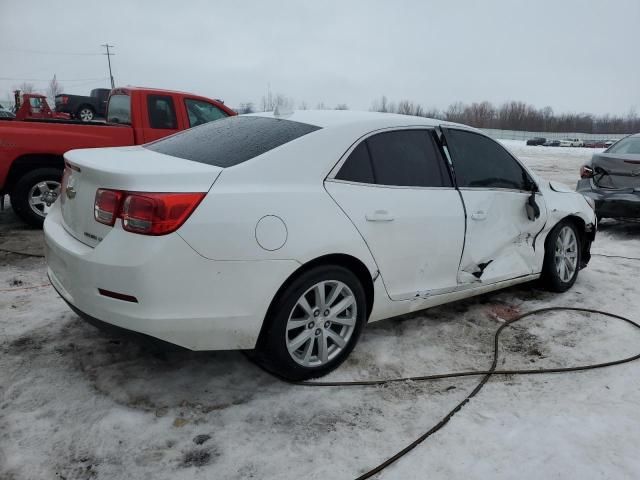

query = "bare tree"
[[445, 102, 465, 123], [260, 91, 291, 112], [237, 102, 255, 114], [16, 82, 36, 94], [335, 104, 348, 110], [47, 74, 63, 106], [370, 95, 389, 113]]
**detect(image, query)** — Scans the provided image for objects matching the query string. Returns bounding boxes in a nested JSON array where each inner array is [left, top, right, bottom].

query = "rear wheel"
[[77, 106, 95, 122], [541, 220, 581, 292], [10, 168, 63, 227], [253, 265, 367, 381]]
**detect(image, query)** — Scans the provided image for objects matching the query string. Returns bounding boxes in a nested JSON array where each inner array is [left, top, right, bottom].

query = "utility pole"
[[101, 43, 115, 89]]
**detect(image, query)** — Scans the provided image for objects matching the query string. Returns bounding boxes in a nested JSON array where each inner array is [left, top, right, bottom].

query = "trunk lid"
[[592, 153, 640, 190], [60, 145, 222, 247]]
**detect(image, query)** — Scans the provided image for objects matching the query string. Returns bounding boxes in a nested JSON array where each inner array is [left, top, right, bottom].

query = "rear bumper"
[[577, 179, 640, 219], [44, 202, 300, 350]]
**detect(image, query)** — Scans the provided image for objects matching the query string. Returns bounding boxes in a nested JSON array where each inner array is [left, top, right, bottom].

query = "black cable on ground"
[[592, 253, 640, 261], [0, 247, 45, 258], [3, 240, 640, 477], [296, 307, 640, 479]]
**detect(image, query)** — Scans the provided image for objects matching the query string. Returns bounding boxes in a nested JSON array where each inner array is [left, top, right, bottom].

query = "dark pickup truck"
[[1, 87, 235, 226], [55, 88, 111, 122]]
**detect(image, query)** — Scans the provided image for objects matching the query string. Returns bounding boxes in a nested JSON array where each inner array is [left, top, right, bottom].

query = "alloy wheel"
[[28, 180, 61, 217], [286, 280, 357, 367], [554, 225, 578, 282]]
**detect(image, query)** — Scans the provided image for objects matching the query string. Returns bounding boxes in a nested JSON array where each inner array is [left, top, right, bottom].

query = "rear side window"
[[336, 130, 451, 187], [107, 94, 131, 124], [185, 99, 228, 127], [445, 129, 531, 190], [146, 116, 321, 167], [335, 142, 375, 183], [147, 95, 177, 129], [607, 136, 640, 154]]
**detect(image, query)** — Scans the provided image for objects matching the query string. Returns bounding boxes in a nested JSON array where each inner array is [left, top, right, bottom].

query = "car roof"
[[248, 109, 476, 133], [114, 86, 226, 104]]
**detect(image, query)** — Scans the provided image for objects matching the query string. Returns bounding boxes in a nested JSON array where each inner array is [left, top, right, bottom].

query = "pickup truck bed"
[[1, 87, 235, 226]]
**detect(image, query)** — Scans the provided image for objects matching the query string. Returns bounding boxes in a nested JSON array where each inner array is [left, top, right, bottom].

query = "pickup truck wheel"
[[77, 106, 95, 122], [10, 168, 63, 228]]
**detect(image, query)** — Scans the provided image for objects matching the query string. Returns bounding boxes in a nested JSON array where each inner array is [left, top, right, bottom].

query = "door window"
[[335, 142, 375, 183], [147, 95, 177, 129], [185, 99, 228, 127], [107, 94, 131, 124], [335, 130, 451, 187], [445, 129, 532, 190]]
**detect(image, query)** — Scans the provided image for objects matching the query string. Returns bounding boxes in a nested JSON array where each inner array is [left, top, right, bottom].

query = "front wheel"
[[253, 265, 367, 381], [10, 168, 63, 227], [540, 220, 581, 292]]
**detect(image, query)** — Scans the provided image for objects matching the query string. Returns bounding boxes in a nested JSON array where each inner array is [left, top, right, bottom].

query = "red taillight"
[[580, 165, 594, 179], [94, 189, 205, 235], [95, 189, 124, 226]]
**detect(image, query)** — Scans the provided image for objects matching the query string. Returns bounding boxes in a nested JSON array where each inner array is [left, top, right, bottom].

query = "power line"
[[101, 44, 115, 89], [0, 77, 108, 82], [0, 48, 102, 56]]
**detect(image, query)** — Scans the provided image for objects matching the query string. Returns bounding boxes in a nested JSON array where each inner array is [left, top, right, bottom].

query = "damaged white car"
[[44, 111, 596, 380]]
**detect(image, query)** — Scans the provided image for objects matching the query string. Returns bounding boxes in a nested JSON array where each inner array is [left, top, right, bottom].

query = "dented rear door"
[[441, 127, 547, 284]]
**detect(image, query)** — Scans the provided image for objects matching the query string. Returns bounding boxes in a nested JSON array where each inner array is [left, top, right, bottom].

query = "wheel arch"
[[5, 154, 64, 194], [548, 214, 594, 268], [256, 253, 375, 348], [77, 103, 95, 113]]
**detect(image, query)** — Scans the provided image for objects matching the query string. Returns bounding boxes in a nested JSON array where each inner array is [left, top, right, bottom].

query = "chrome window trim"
[[324, 178, 456, 191]]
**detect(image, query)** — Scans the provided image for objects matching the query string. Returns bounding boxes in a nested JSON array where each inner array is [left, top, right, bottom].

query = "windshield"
[[107, 94, 131, 124], [606, 136, 640, 155]]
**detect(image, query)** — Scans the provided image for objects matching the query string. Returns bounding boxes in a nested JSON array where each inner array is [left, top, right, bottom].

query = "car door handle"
[[471, 210, 487, 221], [366, 210, 394, 222]]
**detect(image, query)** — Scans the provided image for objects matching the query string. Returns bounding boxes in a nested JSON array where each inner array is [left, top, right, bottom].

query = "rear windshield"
[[606, 136, 640, 155], [145, 116, 321, 167]]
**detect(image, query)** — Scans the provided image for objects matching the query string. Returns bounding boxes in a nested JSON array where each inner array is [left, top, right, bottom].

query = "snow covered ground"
[[1, 141, 639, 480]]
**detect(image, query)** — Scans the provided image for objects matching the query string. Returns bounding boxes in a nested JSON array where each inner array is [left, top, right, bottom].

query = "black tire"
[[76, 106, 95, 122], [540, 220, 581, 293], [10, 168, 63, 228], [253, 265, 367, 381]]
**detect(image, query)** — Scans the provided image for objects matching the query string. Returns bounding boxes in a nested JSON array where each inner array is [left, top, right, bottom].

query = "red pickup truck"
[[0, 87, 236, 226]]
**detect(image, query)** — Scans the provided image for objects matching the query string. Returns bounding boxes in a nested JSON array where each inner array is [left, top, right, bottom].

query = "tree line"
[[239, 94, 639, 134], [369, 96, 639, 134]]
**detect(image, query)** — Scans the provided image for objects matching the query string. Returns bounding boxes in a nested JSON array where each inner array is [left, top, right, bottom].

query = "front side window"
[[147, 95, 177, 129], [445, 129, 531, 190], [107, 94, 131, 124], [185, 99, 228, 127], [335, 130, 451, 188]]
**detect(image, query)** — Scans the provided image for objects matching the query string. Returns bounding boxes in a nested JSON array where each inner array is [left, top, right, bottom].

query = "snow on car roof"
[[248, 109, 475, 132]]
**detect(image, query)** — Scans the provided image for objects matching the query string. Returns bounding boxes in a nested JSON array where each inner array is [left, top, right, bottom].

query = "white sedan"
[[44, 111, 596, 380]]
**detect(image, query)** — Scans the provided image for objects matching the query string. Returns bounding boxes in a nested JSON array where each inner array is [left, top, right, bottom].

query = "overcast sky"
[[1, 0, 638, 115]]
